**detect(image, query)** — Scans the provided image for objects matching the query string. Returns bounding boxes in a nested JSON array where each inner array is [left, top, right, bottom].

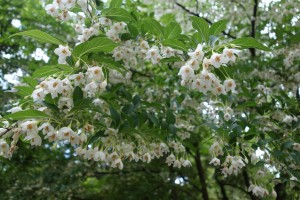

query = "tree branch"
[[243, 170, 257, 200], [195, 147, 209, 200], [175, 2, 236, 39], [215, 171, 229, 200], [250, 0, 259, 57]]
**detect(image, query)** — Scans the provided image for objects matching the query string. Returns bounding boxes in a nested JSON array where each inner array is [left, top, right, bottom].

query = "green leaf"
[[161, 56, 182, 63], [144, 18, 164, 37], [4, 110, 51, 120], [22, 77, 38, 88], [73, 86, 83, 102], [9, 30, 65, 45], [166, 110, 176, 124], [127, 23, 139, 37], [73, 37, 118, 58], [191, 16, 210, 43], [15, 86, 34, 97], [210, 20, 228, 36], [33, 64, 73, 78], [162, 39, 188, 52], [109, 106, 121, 126], [192, 32, 202, 44], [110, 0, 123, 8], [230, 37, 271, 51], [132, 95, 141, 106], [164, 22, 182, 39], [94, 57, 125, 75], [102, 8, 133, 22]]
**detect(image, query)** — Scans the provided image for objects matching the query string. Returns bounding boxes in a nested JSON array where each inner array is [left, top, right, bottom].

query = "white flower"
[[188, 44, 204, 61], [223, 79, 236, 92], [145, 46, 160, 60], [113, 50, 123, 61], [202, 57, 211, 70], [178, 65, 195, 80], [283, 115, 294, 124], [44, 131, 57, 142], [58, 127, 74, 140], [111, 22, 126, 33], [224, 112, 231, 121], [181, 159, 192, 167], [86, 66, 104, 81], [209, 157, 220, 166], [74, 24, 84, 33], [0, 140, 9, 157], [173, 160, 181, 168], [24, 134, 42, 146], [77, 0, 88, 11], [161, 47, 175, 58], [32, 88, 46, 101], [47, 79, 63, 98], [108, 152, 119, 162], [186, 59, 200, 70], [69, 73, 85, 86], [70, 134, 80, 145], [210, 53, 227, 68], [223, 48, 240, 62], [142, 153, 152, 163], [191, 79, 202, 90], [166, 154, 176, 166], [7, 106, 22, 113], [100, 17, 112, 26], [160, 143, 169, 154], [38, 123, 54, 135], [20, 121, 38, 135], [212, 84, 226, 95], [75, 147, 86, 156], [45, 4, 59, 17], [63, 0, 76, 9], [94, 151, 106, 161], [209, 141, 223, 156], [140, 40, 150, 50], [84, 81, 98, 95], [54, 45, 71, 64], [111, 158, 124, 170], [53, 0, 65, 9], [292, 143, 300, 152]]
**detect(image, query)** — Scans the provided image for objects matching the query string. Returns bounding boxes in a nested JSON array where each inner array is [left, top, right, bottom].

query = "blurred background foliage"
[[0, 0, 300, 199]]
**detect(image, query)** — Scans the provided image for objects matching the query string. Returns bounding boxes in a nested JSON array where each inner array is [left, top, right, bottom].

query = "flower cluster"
[[178, 44, 239, 95]]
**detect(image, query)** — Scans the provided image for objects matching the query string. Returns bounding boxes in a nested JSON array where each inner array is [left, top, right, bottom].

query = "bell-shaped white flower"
[[210, 53, 227, 68], [223, 48, 241, 62], [54, 45, 71, 64], [178, 65, 195, 80], [45, 4, 59, 17], [209, 157, 220, 166], [224, 79, 236, 92], [188, 44, 204, 61]]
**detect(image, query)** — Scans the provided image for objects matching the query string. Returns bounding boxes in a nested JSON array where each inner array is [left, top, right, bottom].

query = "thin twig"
[[175, 2, 237, 39]]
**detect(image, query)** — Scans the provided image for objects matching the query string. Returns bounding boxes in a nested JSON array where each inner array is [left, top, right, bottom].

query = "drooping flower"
[[224, 79, 236, 92], [178, 65, 195, 80], [188, 44, 204, 61], [54, 45, 71, 64], [209, 157, 220, 166], [210, 53, 227, 68]]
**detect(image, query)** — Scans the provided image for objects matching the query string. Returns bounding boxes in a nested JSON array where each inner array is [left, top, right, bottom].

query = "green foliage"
[[4, 110, 51, 120], [33, 64, 73, 78], [10, 30, 66, 45], [191, 16, 210, 43], [230, 37, 271, 51], [102, 8, 134, 22], [73, 37, 118, 58], [1, 0, 300, 199]]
